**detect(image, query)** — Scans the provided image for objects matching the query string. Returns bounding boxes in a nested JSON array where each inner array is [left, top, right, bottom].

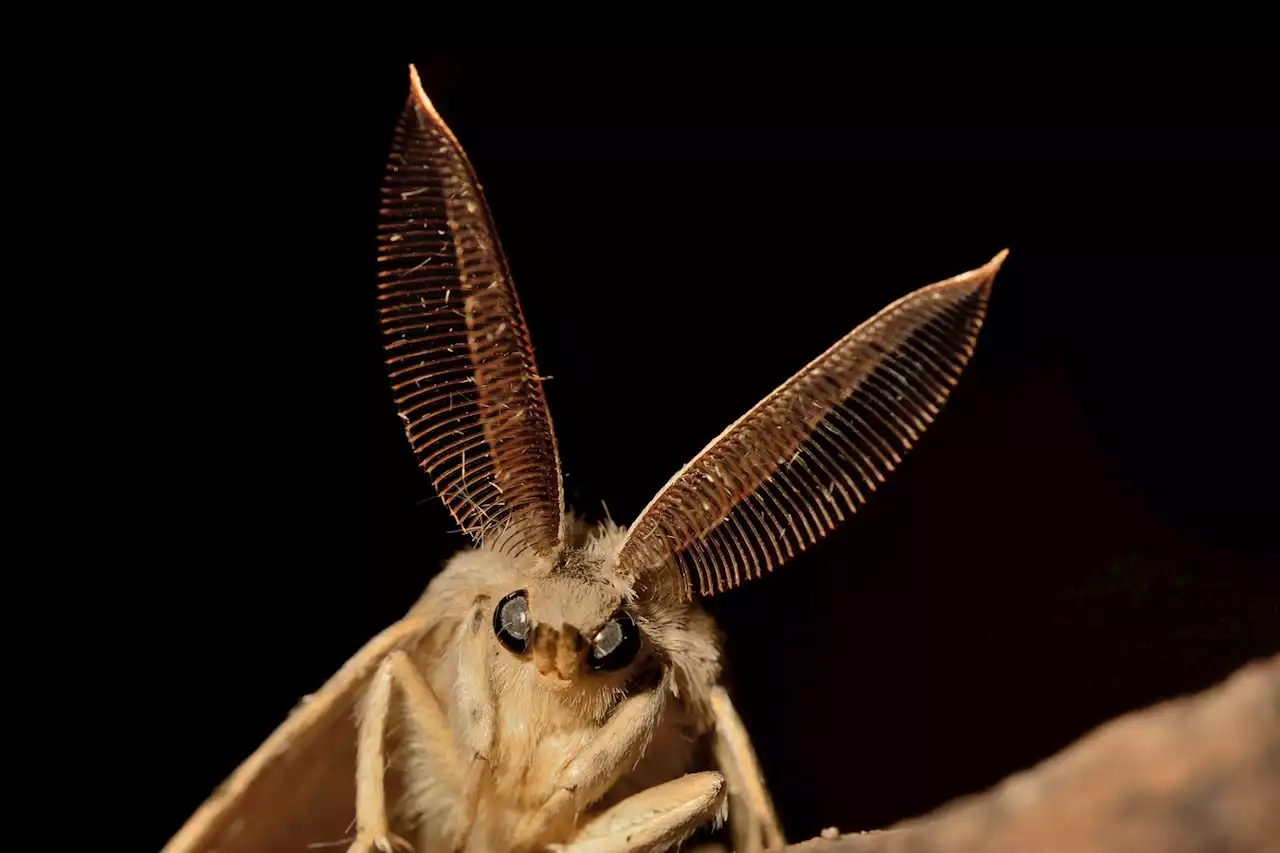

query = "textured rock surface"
[[785, 654, 1279, 853]]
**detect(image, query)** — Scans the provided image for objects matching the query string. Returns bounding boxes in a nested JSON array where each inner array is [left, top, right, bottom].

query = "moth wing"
[[163, 616, 432, 853]]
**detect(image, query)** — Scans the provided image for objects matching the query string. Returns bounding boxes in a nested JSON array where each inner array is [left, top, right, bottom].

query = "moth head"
[[492, 586, 642, 686], [484, 516, 650, 686], [488, 571, 637, 691]]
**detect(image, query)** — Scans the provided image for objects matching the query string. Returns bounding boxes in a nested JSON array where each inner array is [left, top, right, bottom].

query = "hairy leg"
[[350, 659, 413, 853], [549, 772, 728, 853], [441, 601, 495, 846], [510, 676, 670, 849], [351, 650, 475, 853], [710, 686, 785, 851]]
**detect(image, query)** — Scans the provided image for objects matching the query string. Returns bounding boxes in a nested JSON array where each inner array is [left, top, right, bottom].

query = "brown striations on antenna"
[[616, 251, 1007, 599], [376, 67, 564, 557]]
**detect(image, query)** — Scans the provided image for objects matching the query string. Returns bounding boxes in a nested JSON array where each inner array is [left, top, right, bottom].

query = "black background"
[[141, 51, 1277, 848]]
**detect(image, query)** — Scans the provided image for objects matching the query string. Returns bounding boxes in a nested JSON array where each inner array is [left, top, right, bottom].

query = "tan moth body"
[[163, 65, 1006, 853]]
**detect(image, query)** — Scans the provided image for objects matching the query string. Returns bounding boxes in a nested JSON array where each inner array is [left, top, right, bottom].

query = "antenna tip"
[[405, 63, 452, 137], [947, 248, 1009, 297], [407, 63, 429, 106]]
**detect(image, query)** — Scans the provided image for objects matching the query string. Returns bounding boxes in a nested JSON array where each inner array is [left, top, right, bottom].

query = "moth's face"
[[491, 568, 642, 687]]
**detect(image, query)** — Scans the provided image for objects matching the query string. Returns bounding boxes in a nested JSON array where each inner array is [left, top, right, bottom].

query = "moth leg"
[[710, 686, 785, 851], [386, 651, 476, 851], [349, 658, 413, 853], [451, 601, 496, 837], [511, 678, 670, 848], [352, 651, 474, 853], [547, 771, 728, 853]]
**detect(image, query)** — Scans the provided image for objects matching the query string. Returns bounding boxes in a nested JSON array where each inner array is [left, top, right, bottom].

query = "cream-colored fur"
[[364, 515, 738, 853]]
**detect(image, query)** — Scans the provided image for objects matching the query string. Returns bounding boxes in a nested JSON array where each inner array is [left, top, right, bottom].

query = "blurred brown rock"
[[787, 654, 1279, 853]]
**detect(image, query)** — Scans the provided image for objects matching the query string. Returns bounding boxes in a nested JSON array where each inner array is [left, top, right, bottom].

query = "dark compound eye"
[[493, 590, 531, 654], [588, 610, 641, 672]]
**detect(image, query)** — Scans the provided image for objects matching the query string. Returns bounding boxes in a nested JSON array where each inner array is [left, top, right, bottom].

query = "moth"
[[164, 65, 1006, 853]]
